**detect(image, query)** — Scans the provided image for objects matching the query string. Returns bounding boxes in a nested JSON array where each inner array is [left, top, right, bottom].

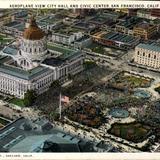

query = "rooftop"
[[5, 21, 21, 27], [89, 15, 109, 24], [14, 10, 28, 18], [100, 32, 138, 44], [0, 56, 51, 80], [74, 22, 95, 31], [53, 25, 81, 36], [136, 43, 160, 52], [0, 117, 93, 152], [102, 11, 120, 19], [13, 23, 25, 32], [116, 16, 142, 29], [38, 15, 58, 25], [135, 22, 154, 29], [3, 46, 18, 56], [47, 44, 81, 60]]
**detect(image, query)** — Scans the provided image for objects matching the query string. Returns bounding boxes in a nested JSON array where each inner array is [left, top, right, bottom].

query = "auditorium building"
[[134, 43, 160, 69]]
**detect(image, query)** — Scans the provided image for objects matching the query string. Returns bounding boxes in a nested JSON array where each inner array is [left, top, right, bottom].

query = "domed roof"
[[23, 16, 45, 40]]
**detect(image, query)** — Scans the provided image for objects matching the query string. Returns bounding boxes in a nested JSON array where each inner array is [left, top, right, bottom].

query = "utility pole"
[[59, 92, 62, 120]]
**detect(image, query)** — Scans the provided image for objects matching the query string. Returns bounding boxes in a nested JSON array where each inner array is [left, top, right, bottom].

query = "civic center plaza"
[[0, 17, 84, 98]]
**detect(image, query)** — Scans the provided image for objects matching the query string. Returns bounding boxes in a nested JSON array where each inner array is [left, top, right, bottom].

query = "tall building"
[[134, 43, 160, 69], [0, 17, 84, 98]]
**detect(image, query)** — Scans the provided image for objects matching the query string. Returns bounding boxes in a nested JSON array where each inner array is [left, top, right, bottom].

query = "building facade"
[[92, 31, 140, 50], [52, 32, 83, 45], [134, 43, 160, 69], [115, 17, 142, 35], [133, 23, 157, 40]]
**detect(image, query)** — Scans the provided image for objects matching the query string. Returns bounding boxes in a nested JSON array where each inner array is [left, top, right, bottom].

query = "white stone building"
[[0, 17, 84, 98], [52, 31, 83, 45], [134, 43, 160, 69]]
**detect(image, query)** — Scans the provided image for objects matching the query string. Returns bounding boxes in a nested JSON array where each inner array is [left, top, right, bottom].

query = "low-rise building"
[[89, 14, 117, 29], [92, 31, 140, 50], [1, 21, 25, 37], [133, 22, 157, 40], [115, 16, 142, 35], [52, 25, 83, 45], [74, 35, 92, 49], [73, 22, 96, 34], [137, 10, 153, 20]]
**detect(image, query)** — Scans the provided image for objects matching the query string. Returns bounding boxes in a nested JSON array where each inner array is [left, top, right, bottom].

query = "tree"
[[68, 73, 73, 80], [23, 90, 37, 107], [50, 80, 61, 89]]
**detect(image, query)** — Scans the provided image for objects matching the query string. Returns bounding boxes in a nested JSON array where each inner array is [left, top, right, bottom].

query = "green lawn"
[[9, 98, 25, 107], [87, 42, 105, 54], [108, 122, 151, 143], [0, 117, 10, 125], [126, 76, 145, 86], [84, 60, 97, 70], [0, 34, 13, 44], [113, 72, 151, 88]]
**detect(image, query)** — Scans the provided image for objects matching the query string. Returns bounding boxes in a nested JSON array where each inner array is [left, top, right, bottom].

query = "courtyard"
[[109, 71, 153, 90], [108, 122, 152, 143], [0, 34, 13, 45], [87, 42, 126, 58]]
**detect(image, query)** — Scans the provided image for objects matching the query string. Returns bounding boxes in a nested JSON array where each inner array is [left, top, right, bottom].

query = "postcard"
[[0, 0, 160, 160]]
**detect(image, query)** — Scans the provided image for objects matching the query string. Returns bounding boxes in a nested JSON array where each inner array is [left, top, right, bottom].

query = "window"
[[148, 54, 150, 58], [143, 52, 145, 56]]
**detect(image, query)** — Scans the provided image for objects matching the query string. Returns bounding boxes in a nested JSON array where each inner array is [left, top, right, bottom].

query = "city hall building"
[[0, 17, 84, 98]]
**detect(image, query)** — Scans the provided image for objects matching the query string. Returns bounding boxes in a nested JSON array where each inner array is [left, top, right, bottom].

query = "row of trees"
[[23, 90, 37, 107]]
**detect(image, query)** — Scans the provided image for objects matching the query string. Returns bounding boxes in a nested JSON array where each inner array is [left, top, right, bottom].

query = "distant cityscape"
[[0, 8, 160, 153]]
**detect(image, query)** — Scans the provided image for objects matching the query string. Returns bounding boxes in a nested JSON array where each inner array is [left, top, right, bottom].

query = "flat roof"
[[0, 117, 81, 152], [76, 35, 90, 42], [102, 11, 120, 19], [116, 17, 142, 29], [39, 16, 58, 25], [5, 21, 21, 27], [89, 15, 109, 24], [53, 26, 81, 36], [74, 22, 95, 30], [10, 134, 53, 152], [47, 44, 81, 60], [101, 32, 137, 44], [3, 46, 18, 56], [136, 43, 160, 52], [135, 22, 154, 29], [14, 10, 28, 18], [12, 23, 25, 31], [0, 56, 51, 80]]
